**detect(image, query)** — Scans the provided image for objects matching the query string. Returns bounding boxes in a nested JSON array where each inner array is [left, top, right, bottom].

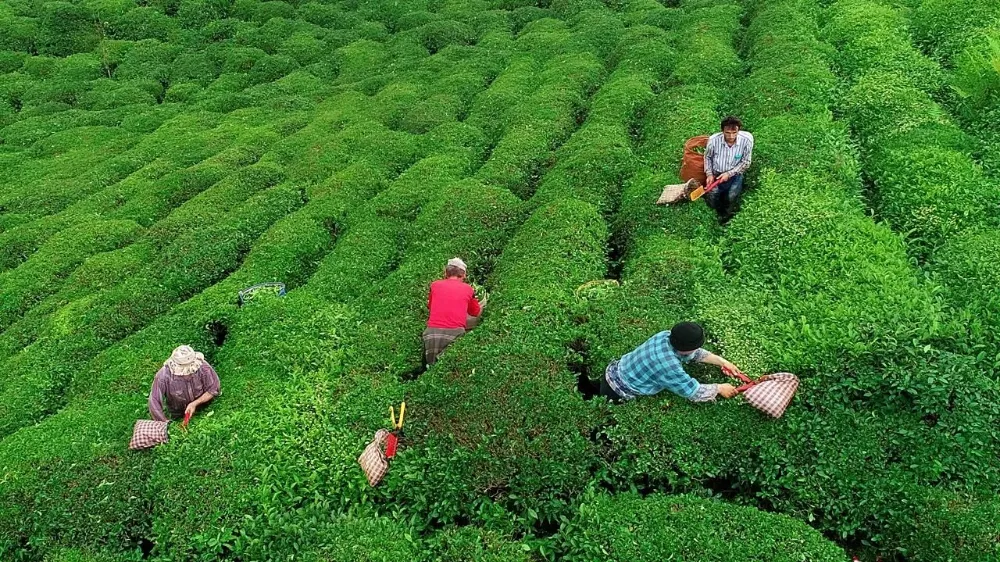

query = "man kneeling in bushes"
[[423, 257, 483, 367], [704, 115, 754, 225], [600, 322, 740, 403]]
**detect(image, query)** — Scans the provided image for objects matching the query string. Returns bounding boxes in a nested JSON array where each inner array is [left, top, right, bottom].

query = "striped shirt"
[[608, 331, 708, 399], [704, 131, 754, 176]]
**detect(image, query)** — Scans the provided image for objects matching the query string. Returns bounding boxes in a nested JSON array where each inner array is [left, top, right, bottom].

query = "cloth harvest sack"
[[129, 420, 169, 450], [680, 135, 710, 186], [741, 373, 799, 418], [358, 429, 392, 486], [723, 366, 799, 419], [656, 178, 696, 205]]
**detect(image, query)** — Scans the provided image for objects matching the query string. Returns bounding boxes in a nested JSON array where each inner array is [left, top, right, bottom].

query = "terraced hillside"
[[1, 0, 998, 560]]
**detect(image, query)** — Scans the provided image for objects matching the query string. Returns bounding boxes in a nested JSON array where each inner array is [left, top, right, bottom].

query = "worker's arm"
[[689, 383, 738, 401], [695, 350, 740, 374], [682, 351, 739, 399], [703, 138, 716, 183], [148, 368, 168, 422], [185, 364, 221, 416], [185, 392, 216, 416], [468, 295, 482, 317]]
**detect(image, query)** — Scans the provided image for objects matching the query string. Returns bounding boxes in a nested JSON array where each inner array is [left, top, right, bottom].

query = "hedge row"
[[473, 39, 605, 197], [823, 0, 1000, 356], [530, 24, 676, 215], [0, 219, 142, 332], [0, 109, 283, 272], [647, 0, 1000, 559], [909, 0, 1000, 65], [822, 0, 1000, 257], [0, 88, 426, 442], [393, 196, 607, 537], [143, 135, 534, 557], [557, 493, 846, 561], [0, 181, 304, 440], [390, 1, 661, 541], [0, 96, 449, 557], [0, 179, 339, 559], [564, 0, 1000, 560]]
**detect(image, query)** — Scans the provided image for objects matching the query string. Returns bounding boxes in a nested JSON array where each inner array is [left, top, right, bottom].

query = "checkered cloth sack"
[[742, 373, 799, 418], [358, 429, 392, 487], [129, 420, 169, 450]]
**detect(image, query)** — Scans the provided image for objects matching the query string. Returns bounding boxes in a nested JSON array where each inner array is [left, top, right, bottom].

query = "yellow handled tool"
[[389, 402, 406, 430]]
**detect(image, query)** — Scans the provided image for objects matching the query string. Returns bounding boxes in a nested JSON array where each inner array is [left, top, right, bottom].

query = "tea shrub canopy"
[[1, 0, 998, 560]]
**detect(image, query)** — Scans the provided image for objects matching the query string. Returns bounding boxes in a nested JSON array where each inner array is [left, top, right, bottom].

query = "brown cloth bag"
[[358, 429, 392, 486], [680, 135, 710, 186]]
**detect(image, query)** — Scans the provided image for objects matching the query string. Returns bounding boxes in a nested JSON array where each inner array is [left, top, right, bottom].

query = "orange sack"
[[680, 135, 709, 186]]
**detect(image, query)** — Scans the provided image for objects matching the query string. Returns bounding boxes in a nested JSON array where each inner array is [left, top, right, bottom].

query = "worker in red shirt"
[[423, 257, 482, 366]]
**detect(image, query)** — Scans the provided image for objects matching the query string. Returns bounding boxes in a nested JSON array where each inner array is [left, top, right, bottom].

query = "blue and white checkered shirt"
[[610, 331, 707, 399]]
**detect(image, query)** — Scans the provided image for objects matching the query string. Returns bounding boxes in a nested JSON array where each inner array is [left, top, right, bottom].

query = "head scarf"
[[164, 345, 205, 377]]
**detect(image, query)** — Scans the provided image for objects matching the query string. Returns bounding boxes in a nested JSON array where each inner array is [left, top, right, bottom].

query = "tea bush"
[[558, 493, 846, 561], [824, 0, 1000, 255], [0, 219, 142, 331], [1, 0, 997, 559], [394, 197, 608, 533], [909, 0, 1000, 64], [824, 0, 1000, 362], [590, 1, 1000, 561]]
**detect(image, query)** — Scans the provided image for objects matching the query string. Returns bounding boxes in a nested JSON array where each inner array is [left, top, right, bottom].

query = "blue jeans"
[[704, 174, 744, 217]]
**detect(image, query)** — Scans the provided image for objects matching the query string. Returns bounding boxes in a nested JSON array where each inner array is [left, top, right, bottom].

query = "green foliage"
[[2, 0, 998, 560], [931, 229, 1000, 353], [951, 31, 1000, 167], [110, 7, 182, 42], [38, 2, 100, 57], [822, 0, 943, 91], [0, 219, 142, 332], [558, 493, 847, 561], [910, 0, 1000, 64]]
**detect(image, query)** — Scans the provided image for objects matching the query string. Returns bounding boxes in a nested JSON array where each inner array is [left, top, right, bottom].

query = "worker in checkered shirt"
[[704, 115, 754, 225], [600, 322, 741, 403]]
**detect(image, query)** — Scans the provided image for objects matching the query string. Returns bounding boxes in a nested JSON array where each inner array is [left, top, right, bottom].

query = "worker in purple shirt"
[[600, 322, 740, 404], [704, 115, 754, 225], [148, 345, 220, 422]]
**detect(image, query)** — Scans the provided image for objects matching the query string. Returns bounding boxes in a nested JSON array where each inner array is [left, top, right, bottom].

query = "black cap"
[[669, 322, 705, 352]]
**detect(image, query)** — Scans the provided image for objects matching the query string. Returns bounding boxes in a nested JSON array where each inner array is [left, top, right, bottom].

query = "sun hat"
[[164, 345, 205, 377]]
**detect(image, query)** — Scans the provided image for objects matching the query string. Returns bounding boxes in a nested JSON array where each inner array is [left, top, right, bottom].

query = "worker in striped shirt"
[[704, 115, 754, 224]]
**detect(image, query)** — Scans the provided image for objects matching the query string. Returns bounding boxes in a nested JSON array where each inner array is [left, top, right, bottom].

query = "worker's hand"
[[706, 174, 715, 186], [718, 384, 738, 399], [720, 360, 741, 376], [184, 402, 198, 418], [718, 172, 731, 183]]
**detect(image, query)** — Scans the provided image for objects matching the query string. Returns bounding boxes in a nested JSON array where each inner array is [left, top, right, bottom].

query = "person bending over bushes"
[[704, 115, 754, 225], [423, 257, 483, 367], [148, 345, 221, 422], [600, 322, 740, 403]]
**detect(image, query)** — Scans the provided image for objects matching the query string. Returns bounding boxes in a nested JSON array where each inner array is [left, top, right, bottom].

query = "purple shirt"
[[148, 362, 221, 422]]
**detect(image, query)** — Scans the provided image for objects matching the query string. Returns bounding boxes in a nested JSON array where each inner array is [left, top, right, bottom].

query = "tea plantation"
[[1, 0, 998, 559]]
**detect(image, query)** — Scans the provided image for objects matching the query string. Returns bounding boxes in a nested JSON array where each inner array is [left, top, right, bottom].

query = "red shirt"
[[427, 278, 481, 329]]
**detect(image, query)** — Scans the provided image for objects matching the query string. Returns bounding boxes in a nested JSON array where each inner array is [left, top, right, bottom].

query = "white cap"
[[447, 257, 467, 272]]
